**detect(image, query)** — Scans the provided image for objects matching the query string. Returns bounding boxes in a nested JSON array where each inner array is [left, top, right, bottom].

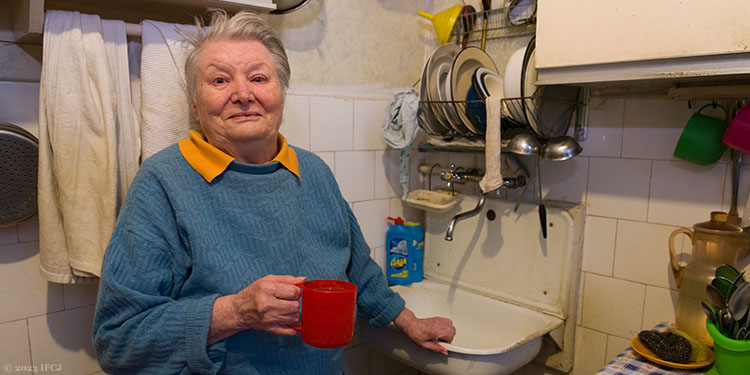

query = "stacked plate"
[[418, 45, 501, 138]]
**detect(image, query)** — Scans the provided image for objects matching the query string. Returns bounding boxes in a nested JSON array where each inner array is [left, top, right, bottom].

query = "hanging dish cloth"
[[38, 10, 139, 283], [479, 96, 503, 193], [381, 88, 420, 199], [140, 20, 198, 159]]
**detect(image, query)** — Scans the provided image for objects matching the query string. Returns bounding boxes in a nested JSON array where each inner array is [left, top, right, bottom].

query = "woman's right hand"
[[229, 274, 305, 336]]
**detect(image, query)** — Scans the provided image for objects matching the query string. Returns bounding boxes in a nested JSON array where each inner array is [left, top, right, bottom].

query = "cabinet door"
[[536, 0, 750, 69]]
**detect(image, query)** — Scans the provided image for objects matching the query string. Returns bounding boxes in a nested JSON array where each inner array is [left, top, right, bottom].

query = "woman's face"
[[191, 38, 284, 158]]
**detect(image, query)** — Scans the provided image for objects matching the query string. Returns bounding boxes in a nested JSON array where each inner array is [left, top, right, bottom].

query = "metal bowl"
[[271, 0, 313, 14]]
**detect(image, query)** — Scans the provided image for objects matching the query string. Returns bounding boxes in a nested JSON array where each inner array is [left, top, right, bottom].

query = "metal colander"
[[0, 121, 38, 227]]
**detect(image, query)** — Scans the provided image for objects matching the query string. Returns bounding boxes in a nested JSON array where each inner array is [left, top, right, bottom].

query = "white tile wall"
[[613, 220, 678, 289], [0, 81, 40, 136], [375, 150, 402, 199], [335, 151, 376, 202], [310, 96, 354, 151], [586, 158, 652, 220], [0, 242, 65, 323], [577, 97, 624, 158], [581, 272, 645, 338], [572, 326, 607, 375], [621, 98, 693, 160], [27, 306, 100, 375], [353, 199, 392, 249], [642, 286, 678, 330], [648, 160, 725, 227], [281, 94, 310, 149], [581, 216, 616, 276], [354, 99, 389, 150], [0, 320, 32, 373]]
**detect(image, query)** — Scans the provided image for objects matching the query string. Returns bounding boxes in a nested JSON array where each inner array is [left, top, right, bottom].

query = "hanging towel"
[[479, 96, 503, 193], [140, 20, 198, 159], [38, 10, 139, 283], [381, 88, 421, 199]]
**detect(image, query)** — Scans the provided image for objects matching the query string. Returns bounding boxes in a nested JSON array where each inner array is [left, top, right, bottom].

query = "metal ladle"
[[506, 134, 547, 238], [506, 133, 541, 155], [542, 135, 583, 161]]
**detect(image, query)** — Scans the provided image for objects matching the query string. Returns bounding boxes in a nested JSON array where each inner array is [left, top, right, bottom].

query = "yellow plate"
[[631, 337, 715, 370]]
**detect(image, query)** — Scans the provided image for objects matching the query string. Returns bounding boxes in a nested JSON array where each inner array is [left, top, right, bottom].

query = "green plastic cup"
[[706, 319, 750, 375], [674, 104, 729, 166]]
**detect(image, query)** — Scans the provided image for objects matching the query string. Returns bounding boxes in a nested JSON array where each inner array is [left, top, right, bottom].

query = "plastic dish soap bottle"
[[386, 217, 413, 285], [405, 221, 424, 282]]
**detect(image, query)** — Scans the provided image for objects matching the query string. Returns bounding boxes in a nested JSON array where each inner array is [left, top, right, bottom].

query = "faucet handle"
[[440, 163, 458, 187]]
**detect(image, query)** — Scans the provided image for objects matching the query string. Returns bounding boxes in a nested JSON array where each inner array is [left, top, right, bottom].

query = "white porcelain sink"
[[361, 197, 585, 374], [361, 279, 563, 375]]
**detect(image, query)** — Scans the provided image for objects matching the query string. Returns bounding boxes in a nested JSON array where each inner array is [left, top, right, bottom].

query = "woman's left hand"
[[393, 307, 456, 355]]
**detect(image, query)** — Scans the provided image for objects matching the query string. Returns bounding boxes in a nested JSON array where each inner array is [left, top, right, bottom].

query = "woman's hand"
[[393, 307, 456, 355], [231, 275, 305, 335], [208, 275, 304, 345]]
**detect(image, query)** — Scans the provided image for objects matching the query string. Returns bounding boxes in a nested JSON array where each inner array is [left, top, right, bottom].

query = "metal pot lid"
[[271, 0, 312, 14], [0, 121, 38, 227]]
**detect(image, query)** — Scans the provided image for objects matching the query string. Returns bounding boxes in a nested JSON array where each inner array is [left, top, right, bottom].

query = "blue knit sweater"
[[92, 144, 405, 375]]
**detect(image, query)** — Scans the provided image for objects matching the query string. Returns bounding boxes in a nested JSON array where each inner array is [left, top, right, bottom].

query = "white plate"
[[521, 47, 540, 135], [437, 62, 463, 130], [450, 47, 499, 136], [426, 44, 461, 135], [503, 46, 526, 122], [419, 55, 449, 136]]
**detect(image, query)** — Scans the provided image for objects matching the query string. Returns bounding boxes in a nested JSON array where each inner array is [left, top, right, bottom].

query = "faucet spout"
[[445, 193, 487, 241]]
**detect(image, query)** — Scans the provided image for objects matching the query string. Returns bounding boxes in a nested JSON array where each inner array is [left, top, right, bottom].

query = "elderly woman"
[[92, 9, 455, 375]]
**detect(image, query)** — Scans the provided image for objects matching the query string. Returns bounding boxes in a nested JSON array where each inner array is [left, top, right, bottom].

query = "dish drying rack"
[[417, 95, 585, 152], [453, 6, 536, 43]]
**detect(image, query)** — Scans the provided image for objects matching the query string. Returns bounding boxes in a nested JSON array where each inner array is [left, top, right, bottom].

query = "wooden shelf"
[[8, 0, 277, 44]]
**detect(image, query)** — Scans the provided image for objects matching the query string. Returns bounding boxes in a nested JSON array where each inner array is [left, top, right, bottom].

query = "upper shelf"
[[7, 0, 277, 43], [534, 0, 750, 88]]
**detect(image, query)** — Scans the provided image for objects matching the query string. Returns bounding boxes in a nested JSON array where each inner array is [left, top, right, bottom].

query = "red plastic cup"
[[291, 279, 357, 348]]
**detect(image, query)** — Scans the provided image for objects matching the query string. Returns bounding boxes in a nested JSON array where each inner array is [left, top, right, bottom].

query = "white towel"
[[38, 10, 139, 283], [479, 96, 503, 193], [140, 20, 198, 159]]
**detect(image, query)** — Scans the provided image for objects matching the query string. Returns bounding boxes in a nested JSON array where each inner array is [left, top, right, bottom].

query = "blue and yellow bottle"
[[386, 217, 413, 285], [405, 221, 424, 282]]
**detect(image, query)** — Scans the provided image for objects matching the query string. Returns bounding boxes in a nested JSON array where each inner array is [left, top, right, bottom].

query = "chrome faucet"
[[445, 193, 486, 241]]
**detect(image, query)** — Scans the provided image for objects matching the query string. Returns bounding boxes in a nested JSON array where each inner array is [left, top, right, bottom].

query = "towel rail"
[[125, 22, 142, 37]]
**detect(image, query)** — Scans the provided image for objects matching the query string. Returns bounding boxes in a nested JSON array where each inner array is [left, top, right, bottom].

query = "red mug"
[[292, 279, 357, 348]]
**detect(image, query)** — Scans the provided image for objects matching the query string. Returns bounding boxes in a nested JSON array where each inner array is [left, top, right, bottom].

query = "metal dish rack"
[[453, 6, 536, 43], [418, 96, 583, 142]]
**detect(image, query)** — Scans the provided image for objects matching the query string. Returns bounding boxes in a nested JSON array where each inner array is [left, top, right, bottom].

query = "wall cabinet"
[[535, 0, 750, 86]]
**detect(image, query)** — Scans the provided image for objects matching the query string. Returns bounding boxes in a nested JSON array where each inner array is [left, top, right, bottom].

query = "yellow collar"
[[178, 130, 301, 182]]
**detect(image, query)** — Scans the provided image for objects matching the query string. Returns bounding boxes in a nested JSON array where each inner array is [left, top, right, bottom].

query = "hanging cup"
[[673, 104, 729, 166], [722, 102, 750, 154]]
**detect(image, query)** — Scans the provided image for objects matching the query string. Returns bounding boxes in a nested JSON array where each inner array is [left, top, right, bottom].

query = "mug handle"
[[289, 282, 305, 333], [696, 103, 729, 122]]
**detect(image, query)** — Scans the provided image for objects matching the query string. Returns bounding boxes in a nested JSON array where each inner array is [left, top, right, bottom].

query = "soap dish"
[[403, 189, 460, 213]]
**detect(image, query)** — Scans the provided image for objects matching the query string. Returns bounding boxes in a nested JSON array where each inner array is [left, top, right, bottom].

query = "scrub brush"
[[638, 330, 692, 364]]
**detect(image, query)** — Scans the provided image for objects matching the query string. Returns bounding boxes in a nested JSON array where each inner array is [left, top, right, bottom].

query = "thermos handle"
[[668, 228, 693, 288]]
